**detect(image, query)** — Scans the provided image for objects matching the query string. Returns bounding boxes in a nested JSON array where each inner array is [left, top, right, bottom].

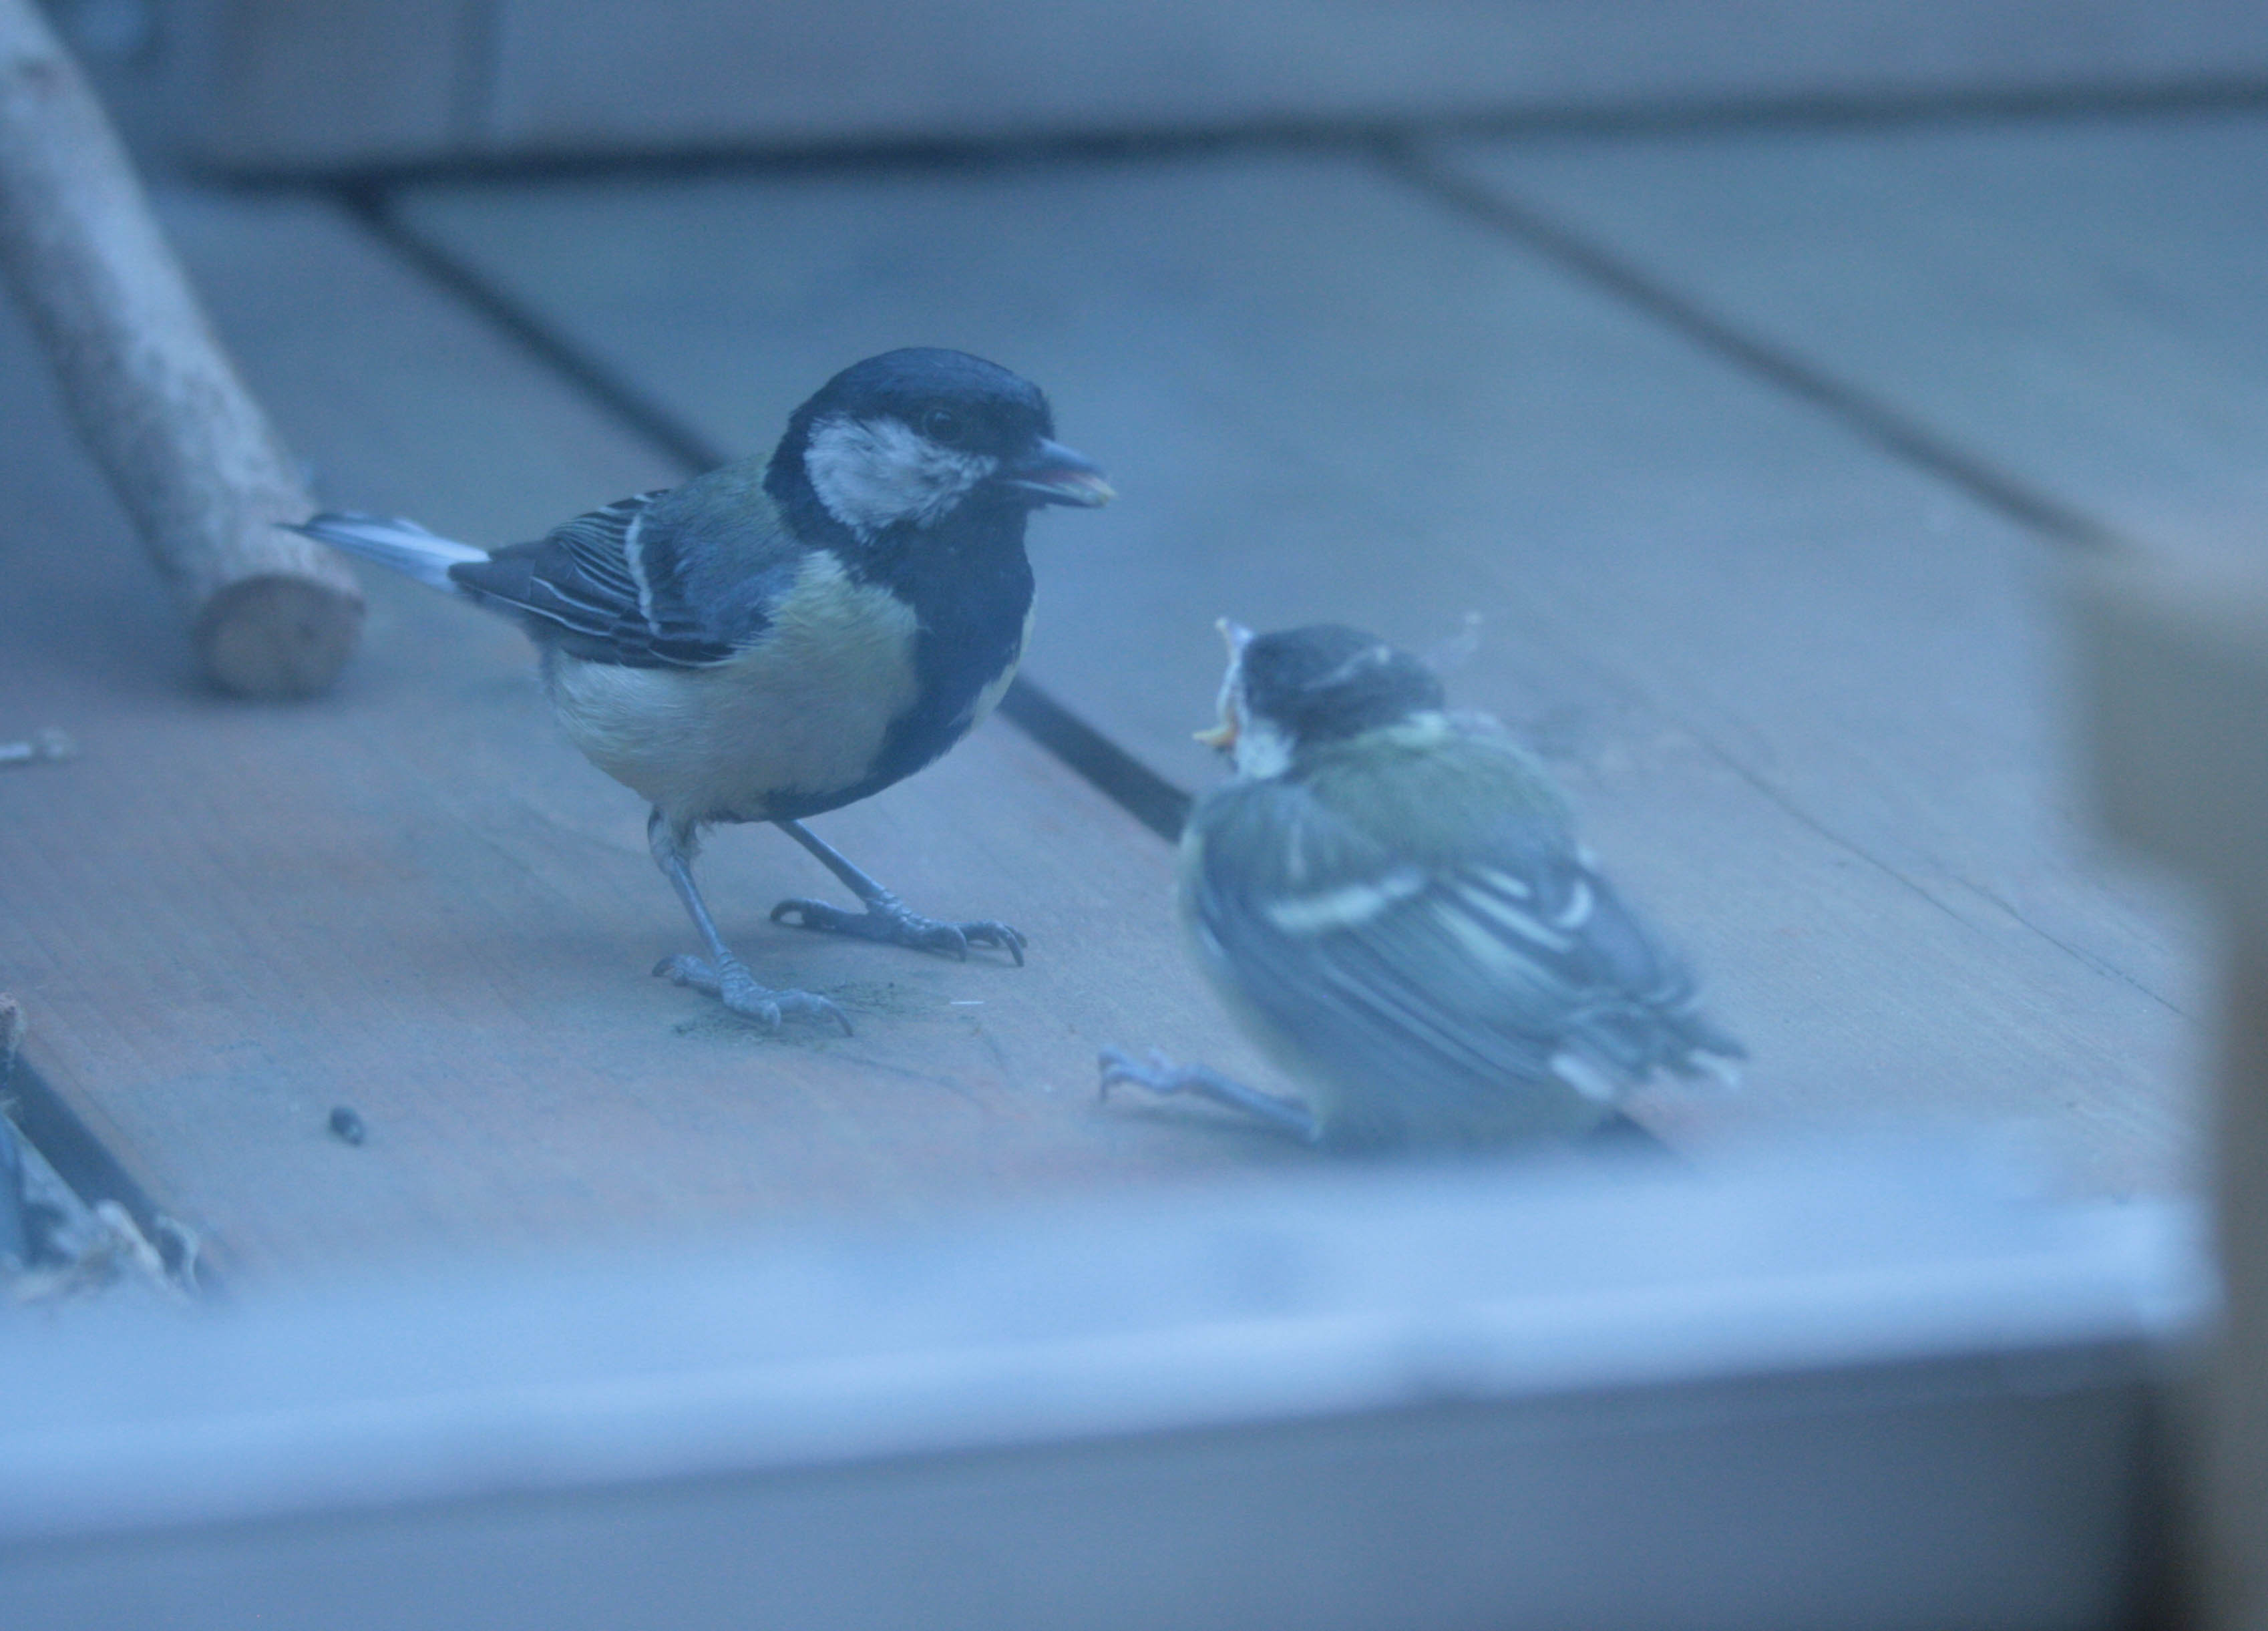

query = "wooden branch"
[[0, 0, 359, 698]]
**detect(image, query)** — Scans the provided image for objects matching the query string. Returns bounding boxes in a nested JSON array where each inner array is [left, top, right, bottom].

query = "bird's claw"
[[948, 918, 1027, 964], [654, 953, 853, 1035], [770, 896, 1027, 966]]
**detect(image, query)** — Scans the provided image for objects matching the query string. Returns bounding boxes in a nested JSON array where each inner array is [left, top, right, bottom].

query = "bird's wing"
[[448, 475, 798, 669], [1188, 777, 1733, 1122]]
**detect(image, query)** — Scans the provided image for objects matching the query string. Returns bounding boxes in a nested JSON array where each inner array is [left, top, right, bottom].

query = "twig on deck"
[[0, 0, 361, 697]]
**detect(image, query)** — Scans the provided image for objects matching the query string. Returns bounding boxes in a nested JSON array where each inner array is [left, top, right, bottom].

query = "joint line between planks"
[[202, 75, 2268, 194], [1376, 137, 2130, 555], [335, 186, 1193, 843], [339, 185, 724, 475]]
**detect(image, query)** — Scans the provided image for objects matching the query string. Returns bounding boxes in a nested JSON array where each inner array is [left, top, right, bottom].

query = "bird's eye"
[[920, 406, 967, 446]]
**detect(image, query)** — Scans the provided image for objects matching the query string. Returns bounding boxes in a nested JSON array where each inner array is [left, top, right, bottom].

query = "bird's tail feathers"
[[1674, 1011, 1747, 1091], [1553, 1001, 1746, 1103], [287, 512, 488, 591]]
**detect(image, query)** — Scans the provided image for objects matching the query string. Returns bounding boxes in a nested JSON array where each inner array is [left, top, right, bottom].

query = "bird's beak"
[[1002, 439, 1115, 507], [1194, 618, 1252, 749]]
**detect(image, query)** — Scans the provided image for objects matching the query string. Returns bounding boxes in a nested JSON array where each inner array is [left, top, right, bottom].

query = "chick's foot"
[[770, 893, 1026, 965], [1097, 1048, 1321, 1142], [654, 953, 852, 1035]]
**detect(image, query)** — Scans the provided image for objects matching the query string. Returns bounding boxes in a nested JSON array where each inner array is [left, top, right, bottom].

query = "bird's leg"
[[1097, 1048, 1322, 1143], [648, 811, 851, 1034], [768, 818, 1026, 965]]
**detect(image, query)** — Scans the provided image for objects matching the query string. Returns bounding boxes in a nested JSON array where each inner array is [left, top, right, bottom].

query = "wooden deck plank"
[[392, 149, 2205, 1194], [0, 189, 1308, 1284], [1430, 107, 2268, 550]]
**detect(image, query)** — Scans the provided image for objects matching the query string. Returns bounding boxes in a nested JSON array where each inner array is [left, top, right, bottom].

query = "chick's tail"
[[285, 512, 488, 592]]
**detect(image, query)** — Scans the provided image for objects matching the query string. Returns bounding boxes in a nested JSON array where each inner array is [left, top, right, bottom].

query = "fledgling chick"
[[293, 349, 1110, 1032], [1102, 622, 1741, 1147]]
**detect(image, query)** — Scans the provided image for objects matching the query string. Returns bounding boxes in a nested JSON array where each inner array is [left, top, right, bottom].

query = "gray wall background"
[[49, 0, 2268, 172]]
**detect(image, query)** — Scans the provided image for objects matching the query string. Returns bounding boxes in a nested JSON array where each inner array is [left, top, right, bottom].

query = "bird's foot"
[[770, 892, 1026, 966], [1097, 1048, 1321, 1142], [654, 953, 852, 1035]]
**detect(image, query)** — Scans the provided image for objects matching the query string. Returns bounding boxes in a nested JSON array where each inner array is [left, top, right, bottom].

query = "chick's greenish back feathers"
[[1183, 715, 1736, 1146]]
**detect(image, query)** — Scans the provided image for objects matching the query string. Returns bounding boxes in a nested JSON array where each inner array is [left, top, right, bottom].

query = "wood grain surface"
[[0, 191, 1309, 1284], [5, 113, 2231, 1286], [1433, 108, 2268, 551], [394, 147, 2204, 1194]]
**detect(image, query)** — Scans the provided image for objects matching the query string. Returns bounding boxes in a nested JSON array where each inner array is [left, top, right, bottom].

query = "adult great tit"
[[1102, 622, 1741, 1147], [294, 349, 1111, 1033]]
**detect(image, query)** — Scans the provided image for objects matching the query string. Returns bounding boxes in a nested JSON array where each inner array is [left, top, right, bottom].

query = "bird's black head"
[[767, 349, 1111, 544], [1201, 622, 1447, 777]]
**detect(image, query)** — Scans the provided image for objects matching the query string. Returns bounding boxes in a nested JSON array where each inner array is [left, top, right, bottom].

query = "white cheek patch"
[[803, 415, 998, 538], [1231, 715, 1295, 780]]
